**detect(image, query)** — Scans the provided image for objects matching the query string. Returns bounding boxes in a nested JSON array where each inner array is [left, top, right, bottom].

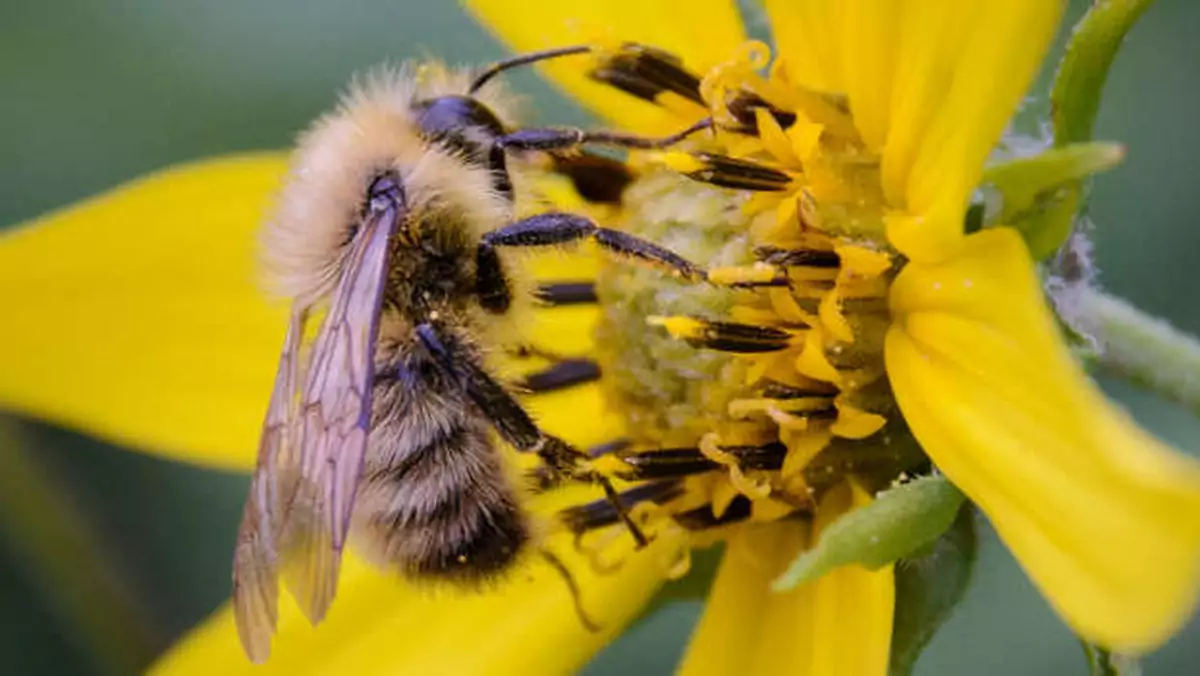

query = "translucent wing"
[[232, 196, 402, 662], [281, 198, 401, 626], [233, 309, 306, 663]]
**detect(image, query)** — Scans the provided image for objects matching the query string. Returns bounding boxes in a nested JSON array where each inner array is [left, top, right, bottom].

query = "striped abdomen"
[[353, 350, 529, 582]]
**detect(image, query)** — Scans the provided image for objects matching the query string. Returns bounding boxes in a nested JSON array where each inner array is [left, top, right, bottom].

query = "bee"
[[232, 46, 713, 662]]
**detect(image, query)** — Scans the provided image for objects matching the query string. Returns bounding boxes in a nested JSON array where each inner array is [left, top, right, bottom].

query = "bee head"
[[411, 95, 512, 199]]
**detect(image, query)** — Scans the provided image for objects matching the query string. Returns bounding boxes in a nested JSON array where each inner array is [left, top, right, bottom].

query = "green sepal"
[[1053, 0, 1157, 147], [1081, 642, 1143, 676], [889, 505, 978, 676], [772, 475, 965, 591], [1012, 0, 1156, 257], [983, 142, 1124, 257], [984, 142, 1124, 222]]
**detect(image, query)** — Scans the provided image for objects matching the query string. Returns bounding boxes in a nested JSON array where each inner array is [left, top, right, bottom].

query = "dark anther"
[[535, 282, 598, 305], [550, 152, 635, 205], [519, 359, 601, 393], [680, 153, 792, 191], [588, 42, 705, 106], [559, 480, 685, 533], [754, 245, 840, 268], [724, 92, 799, 134]]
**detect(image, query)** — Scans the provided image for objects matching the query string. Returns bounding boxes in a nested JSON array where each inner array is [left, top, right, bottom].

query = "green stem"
[[1080, 641, 1142, 676], [0, 419, 155, 675], [1074, 289, 1200, 417], [1052, 0, 1158, 148]]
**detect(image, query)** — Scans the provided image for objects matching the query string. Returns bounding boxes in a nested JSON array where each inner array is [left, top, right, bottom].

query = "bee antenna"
[[469, 45, 593, 94]]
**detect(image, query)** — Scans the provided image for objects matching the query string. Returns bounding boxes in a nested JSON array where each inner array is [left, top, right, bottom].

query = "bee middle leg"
[[414, 322, 650, 548]]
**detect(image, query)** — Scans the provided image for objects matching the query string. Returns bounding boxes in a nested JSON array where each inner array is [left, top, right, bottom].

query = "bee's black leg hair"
[[499, 117, 712, 153], [414, 322, 650, 548], [479, 212, 706, 282], [475, 242, 512, 314]]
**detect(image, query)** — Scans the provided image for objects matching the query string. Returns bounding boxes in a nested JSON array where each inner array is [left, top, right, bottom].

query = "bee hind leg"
[[414, 322, 650, 549]]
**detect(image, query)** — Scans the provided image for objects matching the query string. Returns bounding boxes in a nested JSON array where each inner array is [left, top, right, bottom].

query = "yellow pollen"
[[646, 315, 705, 340], [649, 151, 708, 174], [708, 263, 782, 286]]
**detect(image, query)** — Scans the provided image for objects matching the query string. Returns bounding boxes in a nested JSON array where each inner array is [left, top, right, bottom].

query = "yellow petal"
[[769, 0, 1063, 262], [0, 155, 608, 471], [679, 486, 893, 676], [463, 0, 747, 134], [0, 154, 289, 470], [153, 514, 678, 676], [887, 227, 1200, 652], [883, 0, 1065, 262]]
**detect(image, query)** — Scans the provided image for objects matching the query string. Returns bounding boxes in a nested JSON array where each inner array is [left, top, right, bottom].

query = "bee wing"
[[281, 199, 401, 625], [232, 199, 402, 662], [233, 308, 306, 663]]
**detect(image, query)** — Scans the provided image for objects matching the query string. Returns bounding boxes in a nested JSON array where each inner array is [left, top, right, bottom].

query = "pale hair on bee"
[[233, 45, 715, 663]]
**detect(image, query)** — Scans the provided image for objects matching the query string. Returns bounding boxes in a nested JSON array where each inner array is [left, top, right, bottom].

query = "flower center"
[[561, 42, 926, 560]]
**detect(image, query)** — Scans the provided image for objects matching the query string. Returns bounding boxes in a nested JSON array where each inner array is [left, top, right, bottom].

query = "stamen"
[[754, 245, 840, 268], [655, 151, 793, 191], [611, 443, 788, 480], [535, 281, 598, 305], [519, 358, 601, 392], [727, 396, 835, 420], [707, 262, 789, 287], [699, 433, 771, 498], [648, 316, 796, 353], [559, 480, 685, 533], [588, 42, 706, 108]]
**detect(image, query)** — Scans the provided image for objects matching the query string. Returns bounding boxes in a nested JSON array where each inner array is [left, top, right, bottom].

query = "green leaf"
[[1081, 642, 1143, 676], [773, 475, 965, 591], [889, 505, 978, 676], [1018, 0, 1156, 258], [1052, 0, 1157, 147]]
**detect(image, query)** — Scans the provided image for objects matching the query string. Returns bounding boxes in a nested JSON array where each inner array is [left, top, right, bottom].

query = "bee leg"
[[414, 322, 651, 549], [474, 241, 511, 313], [480, 212, 706, 282], [497, 117, 712, 153]]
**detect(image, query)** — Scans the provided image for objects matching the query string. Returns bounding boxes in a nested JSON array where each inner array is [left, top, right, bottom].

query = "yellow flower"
[[1, 2, 1198, 676], [465, 0, 1200, 659]]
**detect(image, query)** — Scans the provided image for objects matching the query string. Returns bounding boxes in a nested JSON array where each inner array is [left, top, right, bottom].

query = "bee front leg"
[[479, 212, 707, 282], [497, 117, 712, 153], [414, 322, 650, 549]]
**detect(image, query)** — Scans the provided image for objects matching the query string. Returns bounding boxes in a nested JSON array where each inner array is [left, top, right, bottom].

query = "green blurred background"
[[1, 1, 1198, 674]]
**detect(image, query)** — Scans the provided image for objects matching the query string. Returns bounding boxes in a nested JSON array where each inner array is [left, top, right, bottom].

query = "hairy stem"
[[1074, 289, 1200, 417]]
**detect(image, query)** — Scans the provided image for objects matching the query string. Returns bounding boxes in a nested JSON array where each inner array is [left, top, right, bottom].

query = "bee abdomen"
[[357, 422, 529, 582]]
